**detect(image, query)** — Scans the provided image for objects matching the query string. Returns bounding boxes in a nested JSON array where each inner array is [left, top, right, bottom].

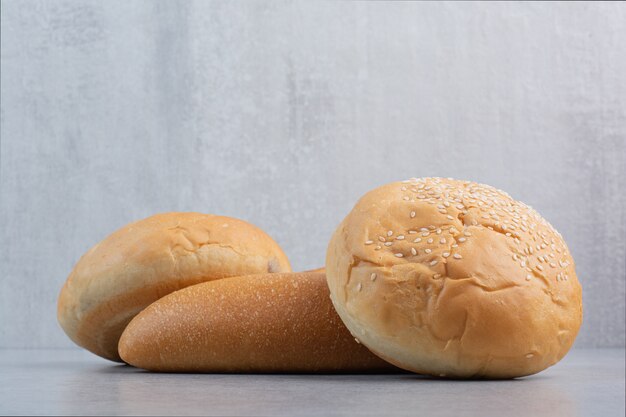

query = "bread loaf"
[[119, 271, 394, 372], [58, 212, 291, 362], [326, 178, 582, 378]]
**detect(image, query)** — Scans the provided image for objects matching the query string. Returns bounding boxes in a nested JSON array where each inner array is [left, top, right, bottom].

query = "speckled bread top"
[[119, 271, 395, 372], [58, 212, 291, 362], [326, 177, 582, 378]]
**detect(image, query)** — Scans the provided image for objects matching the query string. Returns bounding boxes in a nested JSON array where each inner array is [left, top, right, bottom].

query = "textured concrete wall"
[[1, 1, 625, 348]]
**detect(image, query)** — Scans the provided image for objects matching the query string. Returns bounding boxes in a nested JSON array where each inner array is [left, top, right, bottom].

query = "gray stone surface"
[[0, 348, 624, 416], [1, 1, 625, 349]]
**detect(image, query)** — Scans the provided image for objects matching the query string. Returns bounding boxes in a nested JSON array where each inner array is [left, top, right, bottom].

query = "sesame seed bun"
[[326, 178, 582, 378], [58, 212, 291, 362], [118, 271, 394, 372]]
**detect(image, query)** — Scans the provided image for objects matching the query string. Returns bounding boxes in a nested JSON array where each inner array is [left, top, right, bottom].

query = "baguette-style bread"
[[118, 271, 394, 372], [58, 212, 291, 362], [326, 178, 582, 378]]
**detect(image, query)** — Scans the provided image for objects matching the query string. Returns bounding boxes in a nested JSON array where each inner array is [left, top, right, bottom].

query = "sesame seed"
[[395, 253, 404, 258], [537, 265, 544, 271], [433, 273, 442, 279], [442, 252, 450, 258], [526, 275, 532, 281], [451, 244, 458, 248], [430, 260, 438, 266], [387, 231, 393, 237], [453, 254, 462, 259], [384, 242, 392, 246], [420, 227, 429, 232], [464, 231, 472, 236], [440, 238, 446, 244], [427, 238, 434, 243], [458, 237, 467, 243], [411, 247, 417, 256], [526, 354, 534, 359], [425, 249, 432, 254], [375, 246, 381, 250], [396, 235, 405, 240], [370, 273, 377, 281], [550, 262, 557, 268], [520, 261, 526, 268], [410, 211, 416, 218], [365, 240, 374, 245], [357, 283, 362, 292], [413, 237, 422, 243], [422, 232, 430, 237], [378, 236, 386, 242], [409, 230, 417, 234], [446, 215, 454, 220]]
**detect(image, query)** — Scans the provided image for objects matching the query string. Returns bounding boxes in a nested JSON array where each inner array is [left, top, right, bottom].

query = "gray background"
[[1, 1, 624, 349]]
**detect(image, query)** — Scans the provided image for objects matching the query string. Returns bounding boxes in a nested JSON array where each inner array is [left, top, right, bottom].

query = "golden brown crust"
[[118, 271, 394, 372], [58, 212, 291, 361], [326, 178, 582, 378]]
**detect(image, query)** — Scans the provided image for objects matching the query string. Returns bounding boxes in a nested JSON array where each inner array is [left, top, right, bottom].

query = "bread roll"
[[118, 271, 394, 372], [326, 178, 582, 378], [58, 212, 291, 362]]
